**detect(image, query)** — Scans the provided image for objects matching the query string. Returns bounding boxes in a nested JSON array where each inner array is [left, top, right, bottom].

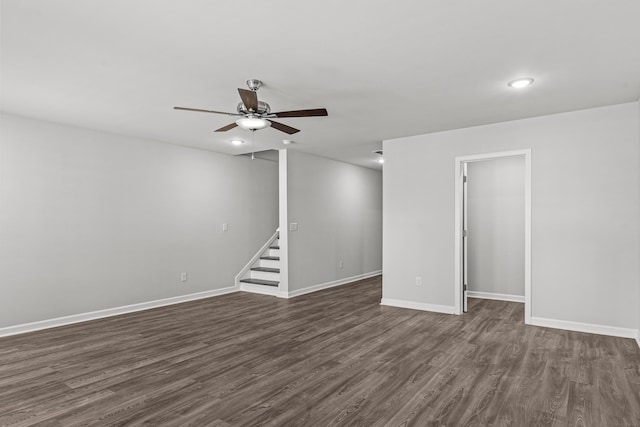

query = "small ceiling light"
[[282, 139, 293, 145], [231, 139, 244, 146], [373, 149, 384, 164], [508, 77, 534, 88], [236, 117, 271, 130]]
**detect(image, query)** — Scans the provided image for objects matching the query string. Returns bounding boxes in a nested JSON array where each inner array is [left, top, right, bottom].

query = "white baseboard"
[[530, 316, 638, 339], [380, 298, 455, 315], [467, 291, 524, 303], [282, 271, 382, 299], [0, 286, 239, 338], [636, 332, 640, 350]]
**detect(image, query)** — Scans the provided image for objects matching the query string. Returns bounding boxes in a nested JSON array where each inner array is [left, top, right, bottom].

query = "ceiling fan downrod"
[[246, 79, 262, 92]]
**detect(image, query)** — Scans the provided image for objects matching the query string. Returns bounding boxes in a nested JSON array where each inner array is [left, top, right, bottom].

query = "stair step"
[[259, 258, 280, 269], [251, 267, 280, 273], [240, 278, 279, 287], [260, 256, 280, 261], [268, 248, 280, 257]]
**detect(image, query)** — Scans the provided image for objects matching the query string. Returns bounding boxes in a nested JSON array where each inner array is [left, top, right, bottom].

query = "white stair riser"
[[240, 282, 280, 296], [251, 271, 280, 281], [259, 259, 280, 269], [268, 248, 280, 257]]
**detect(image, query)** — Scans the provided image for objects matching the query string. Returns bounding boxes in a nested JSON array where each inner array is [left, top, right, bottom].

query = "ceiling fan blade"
[[174, 106, 241, 116], [268, 120, 300, 135], [270, 108, 328, 118], [238, 89, 259, 112], [215, 122, 238, 132]]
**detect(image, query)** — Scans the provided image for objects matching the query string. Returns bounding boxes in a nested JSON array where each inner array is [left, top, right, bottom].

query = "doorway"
[[454, 150, 531, 323]]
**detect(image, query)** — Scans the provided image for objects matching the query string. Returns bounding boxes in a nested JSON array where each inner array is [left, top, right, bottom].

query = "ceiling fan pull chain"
[[251, 130, 255, 160]]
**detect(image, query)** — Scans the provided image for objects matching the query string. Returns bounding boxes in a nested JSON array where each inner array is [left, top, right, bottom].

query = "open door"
[[454, 149, 531, 321], [462, 163, 468, 313]]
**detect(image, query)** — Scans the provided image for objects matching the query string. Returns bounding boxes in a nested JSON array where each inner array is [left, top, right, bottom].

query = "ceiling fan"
[[174, 79, 328, 135]]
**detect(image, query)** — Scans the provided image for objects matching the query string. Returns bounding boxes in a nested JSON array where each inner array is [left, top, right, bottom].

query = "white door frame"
[[453, 149, 532, 323]]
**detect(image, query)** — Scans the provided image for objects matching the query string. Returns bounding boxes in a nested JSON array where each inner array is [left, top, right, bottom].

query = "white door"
[[462, 162, 468, 313]]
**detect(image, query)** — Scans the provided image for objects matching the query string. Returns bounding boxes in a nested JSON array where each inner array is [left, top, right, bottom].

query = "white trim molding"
[[530, 316, 638, 339], [380, 298, 455, 315], [454, 149, 532, 323], [0, 286, 239, 338], [278, 149, 289, 294], [636, 331, 640, 350], [281, 271, 382, 299], [467, 291, 525, 303]]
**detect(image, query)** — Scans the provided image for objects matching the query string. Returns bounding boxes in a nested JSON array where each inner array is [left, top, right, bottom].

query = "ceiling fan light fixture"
[[508, 77, 534, 88], [236, 117, 270, 130]]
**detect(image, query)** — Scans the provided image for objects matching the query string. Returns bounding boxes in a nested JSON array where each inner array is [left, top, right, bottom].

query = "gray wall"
[[0, 113, 278, 328], [287, 150, 382, 291], [383, 102, 639, 330], [467, 156, 524, 297]]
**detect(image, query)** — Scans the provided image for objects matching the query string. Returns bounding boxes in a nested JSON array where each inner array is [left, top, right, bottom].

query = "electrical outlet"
[[339, 260, 344, 269], [289, 222, 298, 231], [222, 223, 228, 232], [181, 272, 187, 282], [416, 276, 422, 287]]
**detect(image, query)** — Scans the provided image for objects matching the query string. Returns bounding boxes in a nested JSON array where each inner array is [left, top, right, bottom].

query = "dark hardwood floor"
[[1, 275, 639, 426]]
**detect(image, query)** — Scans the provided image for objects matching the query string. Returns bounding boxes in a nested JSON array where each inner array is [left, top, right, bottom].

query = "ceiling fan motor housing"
[[237, 101, 271, 115]]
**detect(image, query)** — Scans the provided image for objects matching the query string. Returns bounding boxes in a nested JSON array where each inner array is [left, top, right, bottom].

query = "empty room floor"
[[1, 276, 639, 426]]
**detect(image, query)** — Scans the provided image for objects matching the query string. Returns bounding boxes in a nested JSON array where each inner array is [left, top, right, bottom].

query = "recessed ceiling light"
[[508, 77, 534, 88], [282, 139, 293, 145], [231, 139, 244, 146], [377, 158, 385, 164]]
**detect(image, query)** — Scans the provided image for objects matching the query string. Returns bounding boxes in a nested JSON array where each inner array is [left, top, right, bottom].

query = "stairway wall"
[[286, 151, 382, 292], [0, 113, 279, 329]]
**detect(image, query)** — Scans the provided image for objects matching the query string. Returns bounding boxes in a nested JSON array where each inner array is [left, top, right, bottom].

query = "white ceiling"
[[2, 1, 639, 170]]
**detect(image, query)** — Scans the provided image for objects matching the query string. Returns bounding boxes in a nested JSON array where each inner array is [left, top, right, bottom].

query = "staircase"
[[237, 231, 281, 294]]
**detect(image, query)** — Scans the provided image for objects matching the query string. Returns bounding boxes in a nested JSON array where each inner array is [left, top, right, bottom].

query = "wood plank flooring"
[[1, 275, 639, 426]]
